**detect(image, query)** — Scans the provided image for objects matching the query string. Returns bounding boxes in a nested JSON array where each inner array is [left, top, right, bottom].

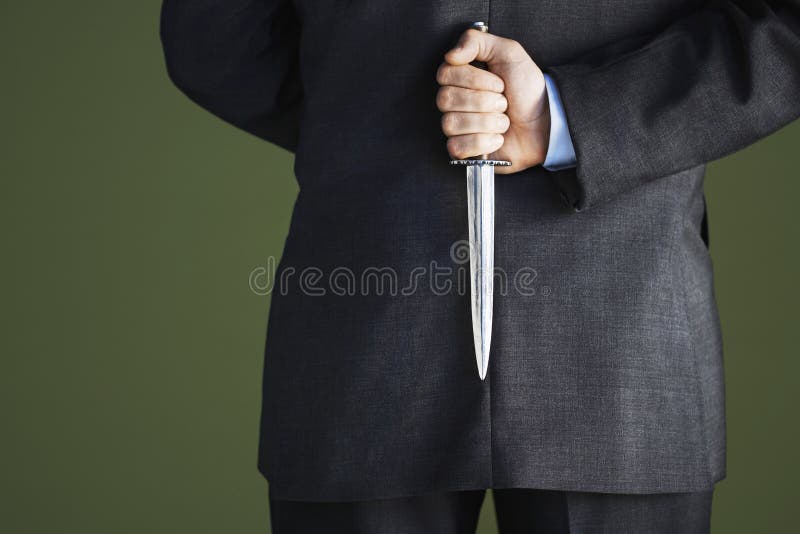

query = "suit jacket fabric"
[[160, 0, 800, 501]]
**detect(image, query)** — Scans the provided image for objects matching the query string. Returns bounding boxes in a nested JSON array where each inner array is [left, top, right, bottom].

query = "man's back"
[[161, 0, 800, 501]]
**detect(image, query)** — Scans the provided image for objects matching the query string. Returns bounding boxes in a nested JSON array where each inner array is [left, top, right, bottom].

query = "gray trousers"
[[269, 486, 714, 533]]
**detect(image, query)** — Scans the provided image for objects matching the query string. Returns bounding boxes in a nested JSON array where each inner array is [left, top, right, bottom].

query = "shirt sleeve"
[[541, 73, 577, 171]]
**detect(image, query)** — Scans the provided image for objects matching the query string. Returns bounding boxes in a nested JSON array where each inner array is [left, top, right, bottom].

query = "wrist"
[[516, 107, 550, 169]]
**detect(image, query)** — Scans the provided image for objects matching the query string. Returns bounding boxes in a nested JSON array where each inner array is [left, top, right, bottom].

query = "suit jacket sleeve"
[[160, 0, 303, 153], [544, 0, 800, 212]]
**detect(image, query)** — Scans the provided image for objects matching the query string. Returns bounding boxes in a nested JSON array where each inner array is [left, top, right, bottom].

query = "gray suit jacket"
[[160, 0, 800, 501]]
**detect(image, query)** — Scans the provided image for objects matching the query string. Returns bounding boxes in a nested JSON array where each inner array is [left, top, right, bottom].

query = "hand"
[[436, 28, 549, 174]]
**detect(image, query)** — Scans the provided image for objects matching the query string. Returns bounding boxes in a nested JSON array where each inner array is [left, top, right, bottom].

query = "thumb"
[[444, 28, 520, 67]]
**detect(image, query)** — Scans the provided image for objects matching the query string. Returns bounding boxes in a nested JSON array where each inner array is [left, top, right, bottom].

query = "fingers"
[[446, 133, 505, 160], [441, 112, 510, 136], [436, 31, 517, 160], [436, 86, 508, 113], [436, 62, 504, 92], [444, 28, 525, 67]]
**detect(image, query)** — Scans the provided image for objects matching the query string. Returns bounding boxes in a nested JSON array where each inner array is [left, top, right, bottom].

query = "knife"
[[449, 21, 511, 380]]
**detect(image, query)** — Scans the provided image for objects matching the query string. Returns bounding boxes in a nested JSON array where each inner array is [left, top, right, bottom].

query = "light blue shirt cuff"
[[542, 73, 577, 171]]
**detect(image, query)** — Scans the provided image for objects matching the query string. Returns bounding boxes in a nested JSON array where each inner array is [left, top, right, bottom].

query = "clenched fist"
[[436, 28, 549, 174]]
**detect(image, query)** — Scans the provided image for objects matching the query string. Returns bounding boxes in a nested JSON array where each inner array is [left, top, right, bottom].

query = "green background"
[[2, 3, 797, 532]]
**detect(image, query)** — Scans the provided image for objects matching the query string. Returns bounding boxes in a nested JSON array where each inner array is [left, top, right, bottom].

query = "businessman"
[[160, 1, 800, 532]]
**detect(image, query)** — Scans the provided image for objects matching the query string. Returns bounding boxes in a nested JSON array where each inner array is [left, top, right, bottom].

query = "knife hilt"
[[450, 159, 511, 166], [449, 21, 511, 166]]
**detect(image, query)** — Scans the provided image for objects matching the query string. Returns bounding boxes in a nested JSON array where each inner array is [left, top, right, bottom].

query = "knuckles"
[[435, 63, 450, 86], [507, 39, 527, 62], [446, 137, 468, 159], [436, 86, 455, 111], [441, 113, 460, 136]]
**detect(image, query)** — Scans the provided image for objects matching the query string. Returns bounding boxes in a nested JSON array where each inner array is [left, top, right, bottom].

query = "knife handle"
[[469, 21, 490, 160], [448, 21, 510, 166]]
